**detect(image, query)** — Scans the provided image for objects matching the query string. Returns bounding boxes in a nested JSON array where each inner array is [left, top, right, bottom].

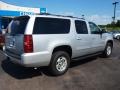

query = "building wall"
[[0, 1, 40, 14], [0, 1, 40, 31]]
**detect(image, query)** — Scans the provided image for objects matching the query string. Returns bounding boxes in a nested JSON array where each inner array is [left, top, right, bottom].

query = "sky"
[[1, 0, 120, 25]]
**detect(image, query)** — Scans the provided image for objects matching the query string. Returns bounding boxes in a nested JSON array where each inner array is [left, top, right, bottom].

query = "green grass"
[[106, 27, 120, 31]]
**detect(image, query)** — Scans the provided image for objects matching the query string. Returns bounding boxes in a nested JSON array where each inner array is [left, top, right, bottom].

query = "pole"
[[113, 2, 119, 22]]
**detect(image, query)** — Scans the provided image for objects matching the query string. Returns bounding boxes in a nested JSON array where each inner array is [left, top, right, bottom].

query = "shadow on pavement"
[[1, 58, 50, 79], [70, 56, 98, 68], [1, 56, 98, 79]]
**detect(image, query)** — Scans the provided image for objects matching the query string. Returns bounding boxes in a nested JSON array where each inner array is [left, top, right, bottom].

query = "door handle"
[[77, 37, 82, 40]]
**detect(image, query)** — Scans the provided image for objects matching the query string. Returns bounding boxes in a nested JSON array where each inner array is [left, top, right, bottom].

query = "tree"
[[116, 20, 120, 27]]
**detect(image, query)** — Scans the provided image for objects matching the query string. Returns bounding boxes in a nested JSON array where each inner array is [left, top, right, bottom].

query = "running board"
[[72, 52, 102, 61]]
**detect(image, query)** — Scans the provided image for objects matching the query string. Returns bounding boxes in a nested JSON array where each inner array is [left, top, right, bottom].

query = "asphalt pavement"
[[0, 40, 120, 90]]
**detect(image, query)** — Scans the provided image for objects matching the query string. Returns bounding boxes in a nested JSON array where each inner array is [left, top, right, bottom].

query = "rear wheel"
[[102, 42, 112, 57], [49, 51, 70, 76]]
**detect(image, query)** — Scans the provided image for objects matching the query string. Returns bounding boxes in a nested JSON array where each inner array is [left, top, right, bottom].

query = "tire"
[[49, 51, 70, 76], [102, 43, 112, 58], [116, 35, 120, 40]]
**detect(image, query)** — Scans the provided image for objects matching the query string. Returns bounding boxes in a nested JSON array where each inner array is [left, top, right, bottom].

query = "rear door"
[[74, 20, 92, 57], [5, 16, 30, 57]]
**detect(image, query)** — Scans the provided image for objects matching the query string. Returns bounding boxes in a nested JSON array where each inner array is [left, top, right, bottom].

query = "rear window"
[[9, 16, 30, 35], [33, 17, 70, 34]]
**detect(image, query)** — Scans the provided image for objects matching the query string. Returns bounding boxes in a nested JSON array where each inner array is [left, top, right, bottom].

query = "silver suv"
[[4, 15, 113, 75]]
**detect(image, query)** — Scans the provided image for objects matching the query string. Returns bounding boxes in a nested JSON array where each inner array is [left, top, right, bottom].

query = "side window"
[[33, 17, 70, 34], [75, 20, 88, 34], [89, 22, 101, 34]]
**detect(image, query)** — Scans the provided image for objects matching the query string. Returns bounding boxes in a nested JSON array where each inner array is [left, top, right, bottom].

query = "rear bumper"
[[5, 51, 51, 67]]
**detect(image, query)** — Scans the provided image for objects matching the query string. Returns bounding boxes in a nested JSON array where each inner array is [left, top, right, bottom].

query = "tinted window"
[[33, 17, 70, 34], [1, 17, 12, 29], [75, 20, 88, 34], [9, 16, 29, 35], [89, 22, 101, 34]]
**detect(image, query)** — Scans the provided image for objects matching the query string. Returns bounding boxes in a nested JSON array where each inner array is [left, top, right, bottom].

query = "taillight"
[[24, 35, 33, 53], [0, 35, 4, 43], [0, 36, 2, 42]]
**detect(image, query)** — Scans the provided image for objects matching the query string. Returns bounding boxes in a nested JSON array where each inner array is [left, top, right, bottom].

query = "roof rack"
[[37, 13, 85, 20]]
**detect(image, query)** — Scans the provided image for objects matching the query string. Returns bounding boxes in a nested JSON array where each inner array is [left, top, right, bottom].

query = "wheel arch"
[[107, 40, 113, 48], [52, 45, 72, 58]]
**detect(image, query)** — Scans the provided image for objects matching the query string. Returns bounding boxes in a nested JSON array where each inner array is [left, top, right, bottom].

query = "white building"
[[0, 1, 40, 14], [0, 1, 40, 31]]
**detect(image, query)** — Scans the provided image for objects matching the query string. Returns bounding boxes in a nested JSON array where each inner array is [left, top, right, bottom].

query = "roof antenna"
[[82, 15, 85, 19]]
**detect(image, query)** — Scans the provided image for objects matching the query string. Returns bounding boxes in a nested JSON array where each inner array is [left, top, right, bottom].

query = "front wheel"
[[116, 35, 120, 40], [102, 43, 112, 57], [49, 51, 70, 76]]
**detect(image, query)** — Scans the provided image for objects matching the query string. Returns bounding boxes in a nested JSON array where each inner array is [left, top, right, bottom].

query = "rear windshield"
[[33, 17, 70, 34], [9, 16, 30, 35]]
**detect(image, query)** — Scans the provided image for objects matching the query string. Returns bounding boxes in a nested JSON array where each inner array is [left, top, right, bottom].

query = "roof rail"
[[36, 13, 85, 20]]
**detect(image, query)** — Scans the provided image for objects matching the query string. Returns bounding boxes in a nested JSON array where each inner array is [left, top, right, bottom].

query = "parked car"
[[4, 15, 113, 76], [113, 31, 120, 40]]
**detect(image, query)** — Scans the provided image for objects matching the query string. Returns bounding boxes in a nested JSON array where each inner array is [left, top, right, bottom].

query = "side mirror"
[[101, 29, 107, 34]]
